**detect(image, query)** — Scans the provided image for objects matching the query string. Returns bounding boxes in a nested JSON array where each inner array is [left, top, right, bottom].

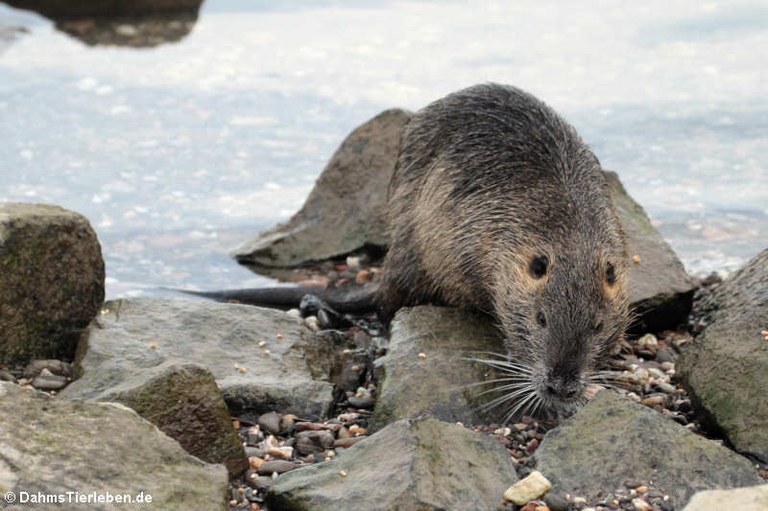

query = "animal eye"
[[605, 262, 616, 285], [536, 311, 547, 327], [530, 255, 549, 279], [594, 321, 604, 333]]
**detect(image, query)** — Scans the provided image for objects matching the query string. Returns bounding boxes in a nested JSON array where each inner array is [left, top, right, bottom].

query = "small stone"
[[0, 369, 17, 383], [246, 426, 264, 446], [338, 469, 348, 477], [304, 316, 320, 331], [346, 256, 361, 269], [257, 412, 282, 435], [418, 352, 427, 360], [295, 430, 335, 456], [256, 460, 301, 475], [637, 334, 658, 347], [249, 457, 265, 469], [656, 382, 676, 394], [23, 359, 73, 379], [334, 436, 367, 448], [534, 506, 551, 511], [631, 498, 652, 511], [503, 470, 552, 505], [355, 269, 372, 284], [632, 254, 641, 264], [286, 309, 301, 318], [348, 424, 366, 436], [347, 395, 375, 409], [31, 371, 69, 391], [641, 394, 665, 407]]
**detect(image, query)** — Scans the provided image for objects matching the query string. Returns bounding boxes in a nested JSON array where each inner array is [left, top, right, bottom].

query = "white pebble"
[[503, 471, 552, 505]]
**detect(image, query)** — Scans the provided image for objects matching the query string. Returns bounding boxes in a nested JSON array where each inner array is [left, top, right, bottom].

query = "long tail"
[[174, 284, 379, 313]]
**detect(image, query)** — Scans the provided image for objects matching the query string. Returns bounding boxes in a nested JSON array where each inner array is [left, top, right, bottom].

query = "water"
[[1, 0, 766, 298]]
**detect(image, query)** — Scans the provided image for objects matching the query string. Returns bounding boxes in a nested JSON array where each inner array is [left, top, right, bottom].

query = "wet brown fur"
[[378, 83, 631, 413]]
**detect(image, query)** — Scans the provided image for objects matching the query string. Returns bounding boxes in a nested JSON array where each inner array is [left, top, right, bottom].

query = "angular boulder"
[[233, 108, 411, 269], [605, 172, 695, 331], [0, 203, 104, 363], [0, 382, 228, 510], [91, 362, 248, 475], [60, 298, 334, 418], [530, 391, 762, 508], [266, 416, 518, 511], [678, 248, 768, 463], [373, 305, 509, 429]]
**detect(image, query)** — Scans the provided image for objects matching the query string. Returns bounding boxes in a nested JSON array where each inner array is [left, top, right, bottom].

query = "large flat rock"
[[605, 172, 695, 331], [61, 298, 334, 418], [234, 108, 411, 269], [678, 248, 768, 463], [530, 391, 762, 508], [373, 305, 508, 429], [266, 416, 518, 511], [0, 202, 104, 363], [0, 382, 228, 511]]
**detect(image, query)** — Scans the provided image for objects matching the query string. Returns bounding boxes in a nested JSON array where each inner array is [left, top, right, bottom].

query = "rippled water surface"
[[1, 0, 766, 298]]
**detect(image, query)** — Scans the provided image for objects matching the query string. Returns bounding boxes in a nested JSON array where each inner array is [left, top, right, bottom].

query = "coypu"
[[377, 83, 631, 418]]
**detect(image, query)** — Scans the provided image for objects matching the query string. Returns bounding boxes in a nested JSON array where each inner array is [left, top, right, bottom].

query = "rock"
[[31, 370, 69, 391], [79, 362, 247, 475], [258, 411, 283, 435], [503, 471, 553, 505], [61, 298, 333, 418], [22, 359, 73, 379], [4, 0, 203, 18], [604, 172, 695, 332], [233, 108, 411, 270], [0, 203, 104, 364], [373, 305, 511, 428], [266, 416, 518, 511], [294, 430, 335, 456], [678, 248, 768, 463], [0, 381, 228, 510], [530, 391, 762, 508], [681, 484, 768, 511]]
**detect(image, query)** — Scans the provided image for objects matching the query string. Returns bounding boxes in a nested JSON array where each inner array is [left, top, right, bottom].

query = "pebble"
[[636, 334, 658, 347], [256, 460, 302, 475], [347, 395, 375, 409], [631, 497, 652, 511], [257, 412, 282, 435], [0, 368, 18, 383], [23, 359, 73, 379], [304, 316, 320, 331], [295, 430, 335, 456], [31, 370, 69, 391], [641, 394, 665, 407], [656, 382, 676, 394], [503, 471, 552, 505], [334, 436, 367, 448]]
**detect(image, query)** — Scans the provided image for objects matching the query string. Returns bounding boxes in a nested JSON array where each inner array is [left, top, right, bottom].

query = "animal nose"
[[545, 382, 579, 399]]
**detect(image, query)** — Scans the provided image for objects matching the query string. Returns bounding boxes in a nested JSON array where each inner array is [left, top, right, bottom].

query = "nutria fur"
[[378, 83, 630, 415]]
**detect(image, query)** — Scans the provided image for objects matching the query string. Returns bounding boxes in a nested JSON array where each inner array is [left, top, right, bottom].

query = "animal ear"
[[605, 262, 616, 285], [529, 255, 549, 279]]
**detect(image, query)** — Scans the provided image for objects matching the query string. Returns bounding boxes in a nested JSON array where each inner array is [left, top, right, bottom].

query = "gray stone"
[[681, 484, 768, 511], [81, 362, 248, 475], [678, 248, 768, 463], [605, 172, 695, 331], [233, 108, 411, 269], [0, 203, 104, 364], [266, 416, 518, 511], [31, 371, 69, 391], [294, 430, 335, 456], [60, 298, 334, 418], [0, 381, 228, 511], [373, 305, 508, 429], [258, 411, 283, 435], [530, 391, 762, 508], [22, 359, 73, 379]]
